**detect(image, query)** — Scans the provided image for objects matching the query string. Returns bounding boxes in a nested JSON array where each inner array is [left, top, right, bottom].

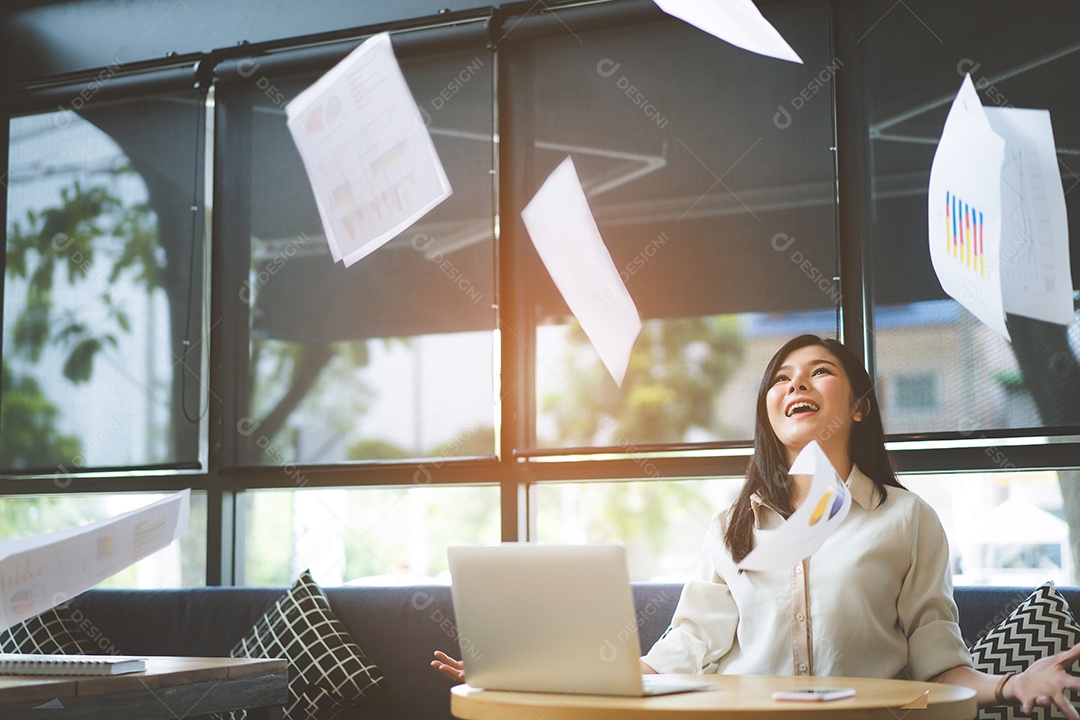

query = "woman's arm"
[[933, 643, 1080, 719]]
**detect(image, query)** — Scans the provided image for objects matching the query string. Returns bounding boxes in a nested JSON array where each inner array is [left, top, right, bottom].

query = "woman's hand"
[[431, 650, 466, 682], [1009, 643, 1080, 719]]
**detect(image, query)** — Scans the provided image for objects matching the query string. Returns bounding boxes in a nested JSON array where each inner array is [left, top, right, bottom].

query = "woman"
[[434, 335, 1080, 718]]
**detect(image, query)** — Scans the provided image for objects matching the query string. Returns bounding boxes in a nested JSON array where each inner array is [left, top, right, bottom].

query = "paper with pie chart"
[[928, 74, 1075, 340], [737, 441, 851, 572], [285, 32, 452, 267]]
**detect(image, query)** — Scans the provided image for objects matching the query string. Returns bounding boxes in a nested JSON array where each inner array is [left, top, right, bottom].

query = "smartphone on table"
[[771, 688, 856, 701]]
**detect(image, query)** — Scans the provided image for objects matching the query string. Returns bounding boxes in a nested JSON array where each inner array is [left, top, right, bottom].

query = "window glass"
[[906, 470, 1077, 586], [861, 0, 1080, 436], [242, 485, 499, 585], [535, 477, 742, 581], [221, 44, 496, 465], [0, 491, 207, 587], [3, 95, 206, 471], [505, 3, 839, 448]]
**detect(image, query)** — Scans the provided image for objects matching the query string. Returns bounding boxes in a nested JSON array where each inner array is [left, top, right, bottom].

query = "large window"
[[1, 0, 1078, 590], [505, 4, 839, 449], [3, 90, 206, 473]]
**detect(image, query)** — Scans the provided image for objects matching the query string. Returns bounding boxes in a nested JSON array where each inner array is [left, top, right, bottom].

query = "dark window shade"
[[862, 0, 1080, 436]]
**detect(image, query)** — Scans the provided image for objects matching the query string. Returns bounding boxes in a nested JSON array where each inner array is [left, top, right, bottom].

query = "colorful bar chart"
[[945, 191, 984, 276]]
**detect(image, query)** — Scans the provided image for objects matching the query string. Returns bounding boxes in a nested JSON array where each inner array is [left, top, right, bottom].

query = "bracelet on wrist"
[[994, 672, 1018, 706]]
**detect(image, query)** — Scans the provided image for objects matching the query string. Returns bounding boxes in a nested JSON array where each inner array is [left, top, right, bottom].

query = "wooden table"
[[0, 656, 288, 720], [451, 674, 977, 720]]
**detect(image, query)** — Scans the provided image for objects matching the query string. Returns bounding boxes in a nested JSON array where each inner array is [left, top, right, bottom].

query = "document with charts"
[[982, 106, 1074, 326], [285, 32, 452, 267], [928, 74, 1075, 339], [737, 441, 851, 572], [0, 490, 190, 631], [927, 74, 1009, 339]]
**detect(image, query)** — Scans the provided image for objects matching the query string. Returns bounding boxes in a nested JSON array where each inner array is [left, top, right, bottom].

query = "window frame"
[[0, 0, 1078, 588]]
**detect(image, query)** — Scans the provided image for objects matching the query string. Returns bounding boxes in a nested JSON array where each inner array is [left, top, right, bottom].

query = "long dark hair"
[[723, 335, 902, 564]]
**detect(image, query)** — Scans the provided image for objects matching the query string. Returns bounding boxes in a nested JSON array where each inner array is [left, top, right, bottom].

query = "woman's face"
[[764, 344, 863, 459]]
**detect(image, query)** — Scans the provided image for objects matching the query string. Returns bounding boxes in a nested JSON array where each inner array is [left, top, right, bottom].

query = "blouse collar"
[[749, 464, 877, 529]]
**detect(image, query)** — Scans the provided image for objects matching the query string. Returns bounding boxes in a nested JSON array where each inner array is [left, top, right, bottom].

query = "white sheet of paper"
[[928, 75, 1009, 340], [521, 157, 643, 387], [285, 33, 452, 267], [737, 441, 851, 572], [983, 107, 1075, 326], [0, 490, 190, 631], [651, 0, 802, 64]]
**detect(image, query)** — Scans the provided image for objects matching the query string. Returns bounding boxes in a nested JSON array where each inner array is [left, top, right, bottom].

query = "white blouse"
[[641, 465, 973, 682]]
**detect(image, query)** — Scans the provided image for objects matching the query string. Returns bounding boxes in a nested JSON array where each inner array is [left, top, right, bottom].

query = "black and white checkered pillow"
[[0, 604, 93, 655], [969, 583, 1080, 720], [229, 570, 383, 720]]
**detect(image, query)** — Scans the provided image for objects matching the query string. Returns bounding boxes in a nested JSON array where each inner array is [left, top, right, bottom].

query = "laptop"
[[447, 543, 712, 696]]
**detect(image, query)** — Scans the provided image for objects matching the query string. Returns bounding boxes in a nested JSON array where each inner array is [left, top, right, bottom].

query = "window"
[[3, 88, 207, 472], [861, 0, 1080, 437], [217, 42, 497, 466], [1, 0, 1078, 590], [504, 3, 839, 450]]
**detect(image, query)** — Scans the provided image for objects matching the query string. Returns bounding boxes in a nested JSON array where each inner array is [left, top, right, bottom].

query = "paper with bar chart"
[[285, 32, 452, 267], [737, 441, 851, 572], [928, 75, 1009, 339], [929, 75, 1076, 339], [0, 491, 190, 631]]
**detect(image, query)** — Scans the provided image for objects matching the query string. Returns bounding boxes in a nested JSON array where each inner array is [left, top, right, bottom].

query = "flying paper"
[[651, 0, 802, 64], [285, 33, 452, 267], [929, 75, 1076, 338], [0, 490, 190, 631], [928, 75, 1009, 339], [984, 106, 1075, 326], [737, 441, 851, 571], [521, 157, 642, 387]]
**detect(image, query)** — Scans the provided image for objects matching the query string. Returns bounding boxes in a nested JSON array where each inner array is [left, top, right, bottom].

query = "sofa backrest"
[[67, 583, 1080, 720]]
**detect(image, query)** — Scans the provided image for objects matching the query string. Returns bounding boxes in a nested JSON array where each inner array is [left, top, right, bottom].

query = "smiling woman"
[[638, 334, 1080, 718]]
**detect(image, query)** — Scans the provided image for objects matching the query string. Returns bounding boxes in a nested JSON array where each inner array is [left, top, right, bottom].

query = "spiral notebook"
[[0, 654, 146, 676]]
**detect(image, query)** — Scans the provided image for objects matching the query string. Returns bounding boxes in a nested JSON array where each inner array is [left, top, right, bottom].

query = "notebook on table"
[[447, 543, 711, 697], [0, 654, 146, 676]]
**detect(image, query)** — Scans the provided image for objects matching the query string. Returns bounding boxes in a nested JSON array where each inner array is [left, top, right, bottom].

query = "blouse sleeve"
[[641, 513, 740, 674], [897, 497, 973, 681]]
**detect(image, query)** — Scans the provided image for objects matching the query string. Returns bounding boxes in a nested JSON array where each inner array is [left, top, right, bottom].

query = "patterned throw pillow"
[[229, 570, 383, 720], [969, 583, 1080, 720], [0, 604, 93, 654]]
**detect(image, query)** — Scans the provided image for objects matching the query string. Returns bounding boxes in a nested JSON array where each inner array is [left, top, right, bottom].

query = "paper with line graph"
[[928, 74, 1009, 339], [983, 107, 1074, 326], [0, 491, 189, 631], [737, 441, 851, 572], [285, 32, 452, 267]]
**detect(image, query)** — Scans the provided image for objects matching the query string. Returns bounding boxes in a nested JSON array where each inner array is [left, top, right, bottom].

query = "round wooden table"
[[451, 674, 977, 720]]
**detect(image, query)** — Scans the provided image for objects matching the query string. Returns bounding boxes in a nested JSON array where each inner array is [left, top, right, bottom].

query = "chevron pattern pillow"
[[968, 583, 1080, 720]]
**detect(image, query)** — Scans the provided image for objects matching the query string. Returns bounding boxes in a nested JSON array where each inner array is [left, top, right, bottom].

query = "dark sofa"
[[67, 584, 1077, 720]]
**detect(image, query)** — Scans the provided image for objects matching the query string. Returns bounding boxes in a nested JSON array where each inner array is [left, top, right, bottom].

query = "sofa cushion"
[[229, 570, 383, 719], [0, 604, 93, 654], [968, 582, 1080, 720]]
